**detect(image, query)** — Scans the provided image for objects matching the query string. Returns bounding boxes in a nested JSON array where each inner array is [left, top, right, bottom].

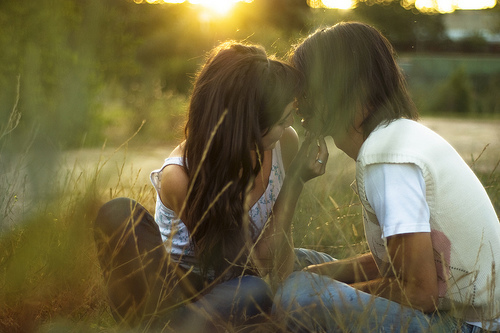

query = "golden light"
[[455, 0, 496, 9], [160, 0, 252, 17], [189, 0, 235, 16], [307, 0, 355, 9], [413, 0, 497, 12], [307, 0, 496, 11], [322, 0, 356, 9]]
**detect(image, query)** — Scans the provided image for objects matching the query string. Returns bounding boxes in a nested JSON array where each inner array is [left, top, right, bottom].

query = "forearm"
[[307, 258, 438, 313], [358, 233, 439, 313], [253, 178, 304, 282], [305, 253, 438, 312], [253, 134, 329, 283], [304, 252, 381, 283], [350, 235, 439, 313], [353, 276, 438, 313]]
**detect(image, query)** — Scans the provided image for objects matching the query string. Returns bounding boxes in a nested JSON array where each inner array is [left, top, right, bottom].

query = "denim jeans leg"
[[273, 271, 458, 333], [165, 275, 273, 332], [293, 248, 336, 271], [94, 197, 190, 326]]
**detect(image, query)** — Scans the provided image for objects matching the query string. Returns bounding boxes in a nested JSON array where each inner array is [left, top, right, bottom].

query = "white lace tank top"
[[150, 142, 285, 271]]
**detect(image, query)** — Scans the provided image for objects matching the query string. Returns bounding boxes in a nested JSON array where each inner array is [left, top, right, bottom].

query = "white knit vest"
[[355, 119, 500, 321]]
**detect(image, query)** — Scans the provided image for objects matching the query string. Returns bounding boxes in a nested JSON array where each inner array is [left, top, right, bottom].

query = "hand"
[[287, 133, 329, 184]]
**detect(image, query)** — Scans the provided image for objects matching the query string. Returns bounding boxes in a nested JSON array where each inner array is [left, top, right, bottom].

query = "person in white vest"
[[274, 22, 500, 332]]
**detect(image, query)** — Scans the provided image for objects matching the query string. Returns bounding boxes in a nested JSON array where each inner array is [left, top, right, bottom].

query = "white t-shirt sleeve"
[[365, 163, 431, 239]]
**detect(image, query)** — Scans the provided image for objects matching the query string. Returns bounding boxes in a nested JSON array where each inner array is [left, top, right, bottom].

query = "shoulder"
[[160, 143, 188, 212], [169, 142, 185, 158], [279, 126, 299, 170], [160, 164, 188, 212], [367, 119, 412, 138], [359, 120, 429, 159]]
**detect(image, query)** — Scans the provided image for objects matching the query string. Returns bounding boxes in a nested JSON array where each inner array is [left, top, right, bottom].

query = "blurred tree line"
[[1, 0, 499, 151]]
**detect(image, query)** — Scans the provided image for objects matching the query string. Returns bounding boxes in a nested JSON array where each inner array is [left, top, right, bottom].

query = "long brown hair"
[[292, 22, 418, 138], [183, 42, 302, 279]]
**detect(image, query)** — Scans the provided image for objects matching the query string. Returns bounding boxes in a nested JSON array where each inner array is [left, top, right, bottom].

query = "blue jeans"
[[163, 275, 272, 332], [273, 271, 481, 333], [293, 247, 336, 271]]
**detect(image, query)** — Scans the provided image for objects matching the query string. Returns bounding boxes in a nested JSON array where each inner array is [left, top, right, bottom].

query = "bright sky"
[[412, 0, 497, 12], [308, 0, 496, 12], [315, 0, 356, 9], [142, 0, 251, 16], [188, 0, 251, 15], [149, 0, 496, 15]]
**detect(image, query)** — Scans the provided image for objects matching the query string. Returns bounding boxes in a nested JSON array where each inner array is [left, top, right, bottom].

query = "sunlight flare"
[[160, 0, 252, 16], [307, 0, 355, 9], [307, 0, 496, 11], [413, 0, 496, 12], [456, 0, 496, 9], [321, 0, 356, 9], [189, 0, 235, 15]]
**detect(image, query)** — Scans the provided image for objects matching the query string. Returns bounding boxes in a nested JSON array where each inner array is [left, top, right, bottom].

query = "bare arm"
[[253, 132, 329, 284], [305, 233, 438, 313], [159, 144, 189, 221], [304, 252, 381, 283], [353, 233, 439, 313]]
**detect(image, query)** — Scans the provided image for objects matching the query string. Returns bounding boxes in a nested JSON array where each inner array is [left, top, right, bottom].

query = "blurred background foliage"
[[1, 0, 500, 151], [0, 2, 499, 331]]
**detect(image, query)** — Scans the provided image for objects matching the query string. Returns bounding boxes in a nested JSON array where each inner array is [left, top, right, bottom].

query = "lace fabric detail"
[[150, 144, 285, 270]]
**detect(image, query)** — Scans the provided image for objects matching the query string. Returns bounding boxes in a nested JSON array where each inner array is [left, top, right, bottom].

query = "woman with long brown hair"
[[94, 41, 329, 331]]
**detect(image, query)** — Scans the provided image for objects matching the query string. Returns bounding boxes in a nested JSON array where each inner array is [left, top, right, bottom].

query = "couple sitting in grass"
[[94, 22, 500, 332]]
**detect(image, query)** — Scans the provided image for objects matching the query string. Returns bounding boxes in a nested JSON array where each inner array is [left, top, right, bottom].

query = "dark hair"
[[183, 42, 302, 279], [292, 22, 418, 138]]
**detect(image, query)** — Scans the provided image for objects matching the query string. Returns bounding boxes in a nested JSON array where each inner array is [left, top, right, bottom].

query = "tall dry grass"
[[0, 109, 499, 332], [0, 101, 150, 331]]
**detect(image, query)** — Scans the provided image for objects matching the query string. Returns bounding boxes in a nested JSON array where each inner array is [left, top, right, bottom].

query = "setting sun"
[[188, 0, 238, 16], [320, 0, 356, 9], [160, 0, 252, 16]]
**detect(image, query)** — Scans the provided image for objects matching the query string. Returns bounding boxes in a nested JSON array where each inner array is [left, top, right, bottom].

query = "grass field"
[[0, 118, 499, 332]]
